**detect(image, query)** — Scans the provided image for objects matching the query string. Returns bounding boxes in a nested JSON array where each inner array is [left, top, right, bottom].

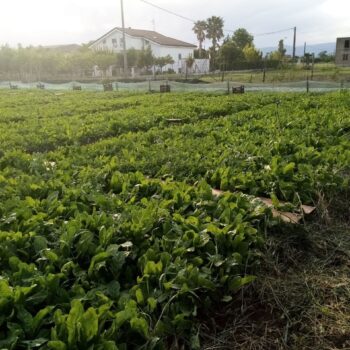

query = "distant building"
[[90, 27, 206, 74], [335, 37, 350, 66]]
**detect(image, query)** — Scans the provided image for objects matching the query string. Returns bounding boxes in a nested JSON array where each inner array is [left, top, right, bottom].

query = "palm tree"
[[206, 16, 224, 52], [192, 20, 207, 58]]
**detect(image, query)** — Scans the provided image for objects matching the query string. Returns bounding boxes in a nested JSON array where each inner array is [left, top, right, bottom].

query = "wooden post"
[[227, 81, 230, 94], [263, 68, 266, 83], [306, 75, 309, 93]]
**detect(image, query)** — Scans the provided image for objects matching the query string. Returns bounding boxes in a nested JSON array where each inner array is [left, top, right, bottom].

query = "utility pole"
[[292, 26, 296, 60], [120, 0, 128, 76]]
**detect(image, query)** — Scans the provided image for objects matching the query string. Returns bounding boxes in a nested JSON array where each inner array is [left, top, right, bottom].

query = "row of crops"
[[0, 90, 350, 349]]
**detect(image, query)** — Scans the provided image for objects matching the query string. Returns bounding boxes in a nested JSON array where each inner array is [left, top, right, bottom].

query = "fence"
[[0, 79, 349, 93]]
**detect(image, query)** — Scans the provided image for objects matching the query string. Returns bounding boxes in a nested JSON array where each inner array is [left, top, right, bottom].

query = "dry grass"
[[202, 195, 350, 350]]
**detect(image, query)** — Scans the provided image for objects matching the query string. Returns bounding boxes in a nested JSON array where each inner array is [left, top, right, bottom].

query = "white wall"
[[90, 29, 194, 70], [91, 29, 144, 52], [89, 29, 213, 74], [151, 46, 193, 72]]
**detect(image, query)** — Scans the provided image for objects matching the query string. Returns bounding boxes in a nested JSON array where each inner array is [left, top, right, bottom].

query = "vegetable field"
[[0, 90, 349, 349]]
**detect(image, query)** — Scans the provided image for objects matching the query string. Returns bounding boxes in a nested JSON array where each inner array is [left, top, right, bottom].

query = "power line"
[[139, 0, 293, 37], [139, 0, 194, 23], [139, 0, 234, 32], [254, 27, 295, 36]]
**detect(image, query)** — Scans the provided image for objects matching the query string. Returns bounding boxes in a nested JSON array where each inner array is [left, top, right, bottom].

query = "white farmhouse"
[[89, 27, 198, 74]]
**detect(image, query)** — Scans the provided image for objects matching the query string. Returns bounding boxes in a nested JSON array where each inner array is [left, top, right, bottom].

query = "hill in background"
[[260, 42, 336, 57]]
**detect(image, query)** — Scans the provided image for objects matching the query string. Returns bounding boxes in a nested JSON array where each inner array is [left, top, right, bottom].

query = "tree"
[[92, 51, 117, 77], [192, 20, 207, 58], [206, 16, 224, 70], [278, 39, 287, 58], [318, 50, 334, 63], [269, 39, 287, 61], [218, 41, 244, 70], [154, 55, 174, 73], [126, 48, 138, 67], [186, 55, 195, 69], [137, 47, 154, 69], [194, 48, 209, 59], [243, 44, 262, 63], [206, 16, 224, 51], [232, 28, 254, 50]]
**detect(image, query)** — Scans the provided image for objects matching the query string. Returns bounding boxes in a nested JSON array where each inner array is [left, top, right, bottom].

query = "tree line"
[[0, 45, 177, 80], [192, 16, 291, 70], [192, 16, 335, 70], [0, 20, 335, 81]]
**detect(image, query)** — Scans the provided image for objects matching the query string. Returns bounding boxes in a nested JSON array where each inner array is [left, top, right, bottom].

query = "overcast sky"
[[0, 0, 349, 49]]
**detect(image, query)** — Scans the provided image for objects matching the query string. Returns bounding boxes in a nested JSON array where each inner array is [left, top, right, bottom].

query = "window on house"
[[120, 38, 124, 46], [178, 53, 182, 60], [345, 40, 350, 49], [102, 39, 106, 44], [343, 54, 349, 61], [112, 38, 118, 48]]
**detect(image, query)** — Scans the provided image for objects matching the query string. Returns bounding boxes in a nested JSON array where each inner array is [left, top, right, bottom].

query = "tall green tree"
[[243, 44, 262, 62], [218, 41, 244, 69], [137, 47, 154, 69], [278, 39, 287, 58], [192, 20, 207, 58], [206, 16, 224, 52], [269, 39, 287, 61], [232, 28, 254, 50], [206, 16, 224, 70]]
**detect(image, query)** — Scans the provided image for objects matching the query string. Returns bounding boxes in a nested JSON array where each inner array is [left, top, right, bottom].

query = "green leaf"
[[190, 332, 200, 350], [228, 275, 256, 292], [47, 340, 67, 350], [115, 309, 134, 328], [66, 300, 84, 346], [33, 236, 48, 253], [147, 297, 157, 312], [100, 341, 119, 350], [20, 338, 48, 348], [43, 250, 59, 263], [143, 261, 163, 275], [0, 279, 11, 293], [270, 193, 280, 208], [81, 307, 98, 342], [0, 280, 13, 299], [135, 288, 144, 305], [110, 172, 123, 193], [130, 317, 149, 338], [16, 305, 33, 333], [32, 306, 54, 334], [283, 162, 295, 175], [88, 252, 110, 276], [106, 281, 120, 300]]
